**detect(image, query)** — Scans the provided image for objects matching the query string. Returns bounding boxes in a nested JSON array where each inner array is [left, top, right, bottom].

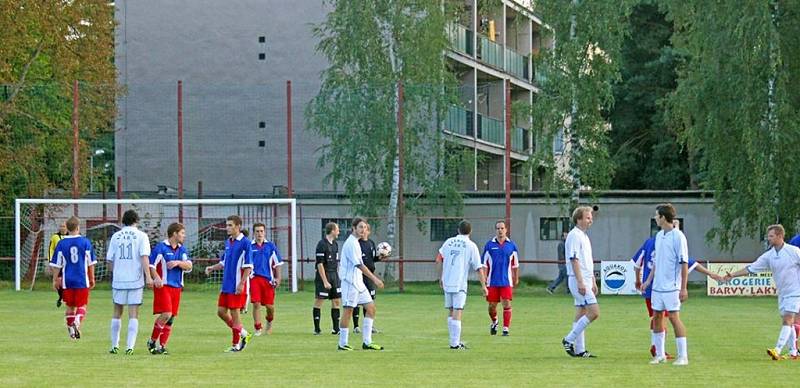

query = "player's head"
[[122, 209, 139, 226], [495, 220, 508, 240], [458, 220, 471, 236], [351, 217, 367, 237], [325, 222, 340, 239], [655, 203, 676, 228], [167, 222, 186, 244], [253, 222, 266, 242], [57, 221, 67, 235], [65, 216, 80, 234], [361, 222, 371, 240], [226, 215, 243, 237], [572, 206, 593, 229], [766, 224, 785, 246]]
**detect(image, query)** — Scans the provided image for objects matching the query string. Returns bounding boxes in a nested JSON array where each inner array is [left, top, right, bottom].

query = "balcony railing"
[[477, 113, 504, 146], [505, 48, 529, 81], [478, 34, 504, 69], [444, 105, 473, 137], [512, 127, 528, 153], [447, 23, 473, 56]]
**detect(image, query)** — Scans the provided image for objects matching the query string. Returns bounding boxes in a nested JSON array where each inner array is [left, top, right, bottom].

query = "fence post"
[[72, 80, 79, 216], [397, 80, 405, 293]]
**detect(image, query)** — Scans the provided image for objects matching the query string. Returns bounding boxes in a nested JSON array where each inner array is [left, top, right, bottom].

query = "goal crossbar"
[[14, 198, 298, 292]]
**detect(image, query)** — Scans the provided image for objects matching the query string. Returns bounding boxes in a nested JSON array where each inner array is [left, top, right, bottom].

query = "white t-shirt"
[[652, 228, 689, 293], [106, 225, 151, 290], [338, 234, 366, 292], [439, 234, 483, 293], [748, 244, 800, 297], [565, 227, 594, 288]]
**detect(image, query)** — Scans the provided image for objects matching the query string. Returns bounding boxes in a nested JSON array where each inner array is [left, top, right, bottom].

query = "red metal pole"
[[397, 80, 405, 293], [177, 80, 184, 223], [116, 176, 122, 223], [504, 79, 512, 234], [72, 80, 79, 216]]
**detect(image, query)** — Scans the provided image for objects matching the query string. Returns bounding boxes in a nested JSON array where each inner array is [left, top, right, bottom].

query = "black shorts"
[[315, 272, 341, 299]]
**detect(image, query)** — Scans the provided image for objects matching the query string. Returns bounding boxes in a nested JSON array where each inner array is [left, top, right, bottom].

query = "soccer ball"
[[377, 242, 392, 257]]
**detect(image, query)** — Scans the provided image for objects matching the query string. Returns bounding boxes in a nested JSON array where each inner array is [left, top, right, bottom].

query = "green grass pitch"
[[0, 284, 796, 386]]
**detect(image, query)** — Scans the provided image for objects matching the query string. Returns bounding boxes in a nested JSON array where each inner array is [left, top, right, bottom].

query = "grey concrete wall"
[[115, 0, 330, 194]]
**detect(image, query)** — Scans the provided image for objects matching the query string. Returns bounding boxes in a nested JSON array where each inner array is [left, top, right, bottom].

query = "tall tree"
[[307, 0, 463, 251], [665, 0, 800, 249], [0, 0, 117, 214], [608, 1, 689, 190], [529, 0, 633, 204]]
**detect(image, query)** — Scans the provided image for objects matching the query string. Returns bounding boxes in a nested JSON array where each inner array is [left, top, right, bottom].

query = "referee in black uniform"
[[353, 223, 382, 333], [313, 222, 342, 335]]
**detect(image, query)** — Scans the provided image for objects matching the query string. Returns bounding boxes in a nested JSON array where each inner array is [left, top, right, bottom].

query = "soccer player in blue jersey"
[[634, 219, 722, 359], [250, 223, 284, 336], [147, 223, 192, 355], [482, 220, 519, 336], [49, 216, 96, 340], [205, 215, 254, 352]]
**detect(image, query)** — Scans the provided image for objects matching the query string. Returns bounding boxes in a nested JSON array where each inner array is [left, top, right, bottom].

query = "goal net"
[[14, 198, 297, 292]]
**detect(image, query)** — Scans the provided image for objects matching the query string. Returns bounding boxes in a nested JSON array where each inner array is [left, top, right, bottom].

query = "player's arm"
[[511, 251, 520, 287], [358, 264, 384, 289], [692, 261, 723, 282], [679, 262, 689, 301], [435, 252, 444, 289], [237, 267, 252, 294], [641, 262, 655, 291], [315, 243, 331, 289], [570, 257, 585, 295], [632, 248, 644, 290], [88, 263, 96, 289], [270, 246, 283, 286], [477, 266, 488, 296], [204, 261, 223, 275]]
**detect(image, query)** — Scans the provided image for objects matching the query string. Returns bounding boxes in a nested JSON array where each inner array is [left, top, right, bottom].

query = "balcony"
[[505, 48, 529, 81], [477, 113, 504, 146], [512, 127, 530, 153], [444, 105, 473, 137], [478, 34, 504, 69], [447, 23, 473, 56]]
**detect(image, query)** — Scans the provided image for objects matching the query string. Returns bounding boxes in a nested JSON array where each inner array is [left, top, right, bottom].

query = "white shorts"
[[778, 295, 800, 314], [568, 276, 598, 307], [112, 288, 143, 306], [651, 290, 681, 312], [341, 283, 373, 308], [444, 291, 467, 310]]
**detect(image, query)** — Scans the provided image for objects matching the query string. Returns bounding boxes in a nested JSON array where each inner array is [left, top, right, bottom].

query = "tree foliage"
[[0, 0, 117, 214], [664, 0, 800, 249]]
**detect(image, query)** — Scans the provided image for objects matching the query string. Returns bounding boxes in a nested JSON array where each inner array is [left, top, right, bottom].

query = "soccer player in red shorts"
[[481, 220, 519, 336], [49, 216, 96, 340], [205, 215, 254, 352], [249, 223, 284, 335], [147, 222, 192, 354]]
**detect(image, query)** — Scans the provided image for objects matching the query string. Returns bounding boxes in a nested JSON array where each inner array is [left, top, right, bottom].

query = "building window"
[[258, 36, 266, 43], [258, 53, 266, 60], [430, 218, 460, 241], [259, 121, 266, 128], [553, 127, 565, 155], [258, 140, 266, 147], [540, 217, 571, 240], [321, 218, 351, 242], [650, 218, 685, 237]]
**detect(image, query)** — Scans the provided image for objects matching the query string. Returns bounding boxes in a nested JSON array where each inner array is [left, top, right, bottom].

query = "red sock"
[[65, 311, 75, 327], [503, 308, 512, 328], [254, 322, 263, 331], [231, 324, 242, 345], [266, 312, 274, 323], [224, 317, 233, 328], [489, 308, 498, 322], [76, 307, 87, 324], [159, 325, 172, 347], [151, 322, 164, 341]]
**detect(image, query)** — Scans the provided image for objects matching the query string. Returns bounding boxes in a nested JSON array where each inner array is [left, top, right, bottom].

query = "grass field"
[[0, 283, 797, 387]]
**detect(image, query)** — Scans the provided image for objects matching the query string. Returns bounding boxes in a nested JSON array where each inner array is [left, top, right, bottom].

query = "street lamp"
[[90, 148, 106, 192]]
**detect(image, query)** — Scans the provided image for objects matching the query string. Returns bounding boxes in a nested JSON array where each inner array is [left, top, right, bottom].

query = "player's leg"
[[501, 295, 512, 335], [149, 287, 170, 353], [64, 305, 77, 339], [352, 306, 360, 332], [360, 294, 382, 350], [338, 306, 354, 350], [126, 294, 142, 354], [250, 276, 264, 334], [110, 300, 123, 353], [265, 282, 276, 334], [651, 308, 667, 362], [158, 288, 181, 353], [449, 291, 467, 349], [331, 298, 341, 334], [312, 297, 324, 334], [73, 289, 88, 332], [667, 310, 688, 364], [252, 302, 263, 335], [769, 311, 797, 359], [487, 287, 499, 335]]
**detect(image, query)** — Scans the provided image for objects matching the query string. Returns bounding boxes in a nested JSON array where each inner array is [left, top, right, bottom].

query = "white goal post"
[[15, 198, 298, 292]]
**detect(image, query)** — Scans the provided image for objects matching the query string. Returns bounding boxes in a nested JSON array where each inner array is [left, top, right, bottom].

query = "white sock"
[[362, 317, 374, 345], [565, 316, 591, 343], [126, 318, 138, 350], [576, 329, 586, 354], [776, 325, 792, 351], [447, 318, 455, 347], [110, 318, 121, 348], [676, 337, 688, 359], [654, 331, 665, 358], [789, 328, 798, 356], [339, 328, 349, 347], [651, 331, 658, 349], [453, 320, 462, 347]]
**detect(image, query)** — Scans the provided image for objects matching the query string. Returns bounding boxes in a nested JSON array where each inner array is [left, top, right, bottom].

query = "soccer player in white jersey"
[[561, 206, 599, 358], [724, 224, 800, 360], [337, 217, 385, 351], [436, 220, 488, 349], [106, 210, 154, 355], [642, 203, 690, 365]]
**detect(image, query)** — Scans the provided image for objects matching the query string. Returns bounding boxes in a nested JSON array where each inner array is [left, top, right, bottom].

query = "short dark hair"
[[656, 203, 677, 223], [167, 222, 184, 238], [351, 217, 367, 229], [122, 210, 139, 226], [227, 215, 242, 226], [66, 216, 80, 232], [253, 223, 266, 231], [325, 222, 338, 235], [458, 220, 471, 235]]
